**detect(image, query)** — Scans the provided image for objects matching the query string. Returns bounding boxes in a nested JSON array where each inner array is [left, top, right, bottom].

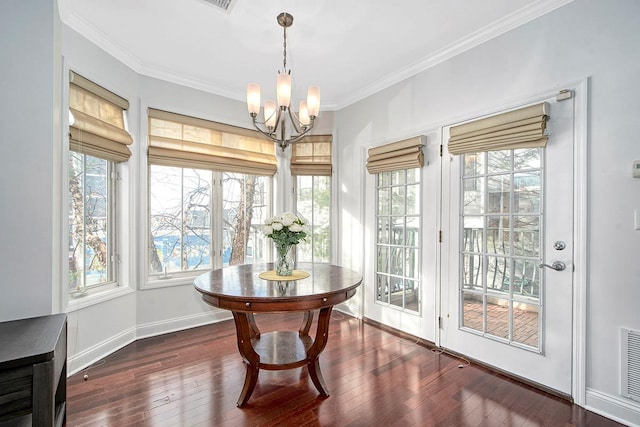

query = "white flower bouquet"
[[263, 212, 309, 248], [263, 212, 309, 275]]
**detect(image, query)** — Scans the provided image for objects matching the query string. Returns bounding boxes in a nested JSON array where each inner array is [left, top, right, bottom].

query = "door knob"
[[539, 261, 566, 271]]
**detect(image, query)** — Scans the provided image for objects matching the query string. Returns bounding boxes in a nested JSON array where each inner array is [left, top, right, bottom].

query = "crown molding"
[[334, 0, 576, 109]]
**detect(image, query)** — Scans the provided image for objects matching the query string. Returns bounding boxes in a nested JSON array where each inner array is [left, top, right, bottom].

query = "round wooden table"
[[193, 263, 362, 407]]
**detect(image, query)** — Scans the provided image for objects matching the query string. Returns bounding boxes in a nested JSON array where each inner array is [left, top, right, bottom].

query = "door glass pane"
[[463, 153, 485, 177], [391, 186, 405, 215], [513, 258, 541, 299], [487, 174, 511, 214], [459, 149, 544, 351], [463, 177, 484, 214], [513, 216, 539, 258], [377, 188, 389, 215], [486, 256, 510, 295], [377, 246, 389, 272], [514, 148, 541, 170], [376, 273, 389, 303], [463, 218, 483, 252], [390, 276, 403, 308], [462, 254, 483, 291], [375, 168, 421, 312], [487, 216, 510, 255], [487, 150, 512, 173], [513, 303, 539, 348], [486, 297, 510, 340], [406, 183, 420, 215], [462, 292, 483, 332], [405, 279, 419, 312]]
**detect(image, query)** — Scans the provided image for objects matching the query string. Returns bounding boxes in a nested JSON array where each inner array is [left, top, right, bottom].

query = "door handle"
[[539, 261, 566, 271]]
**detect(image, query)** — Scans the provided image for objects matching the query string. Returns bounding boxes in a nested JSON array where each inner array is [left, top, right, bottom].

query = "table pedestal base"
[[232, 307, 333, 407]]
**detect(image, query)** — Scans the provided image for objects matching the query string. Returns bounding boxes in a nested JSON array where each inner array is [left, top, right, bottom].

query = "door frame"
[[435, 78, 588, 404]]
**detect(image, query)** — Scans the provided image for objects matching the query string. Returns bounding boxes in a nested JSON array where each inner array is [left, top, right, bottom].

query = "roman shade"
[[366, 136, 425, 174], [291, 135, 332, 176], [448, 102, 550, 155], [148, 109, 277, 176], [69, 71, 133, 162]]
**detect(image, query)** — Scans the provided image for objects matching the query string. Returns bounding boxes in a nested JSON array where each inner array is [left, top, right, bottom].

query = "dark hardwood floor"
[[67, 312, 620, 426]]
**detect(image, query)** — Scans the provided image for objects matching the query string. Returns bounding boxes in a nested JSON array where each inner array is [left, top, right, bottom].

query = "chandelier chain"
[[282, 26, 287, 72]]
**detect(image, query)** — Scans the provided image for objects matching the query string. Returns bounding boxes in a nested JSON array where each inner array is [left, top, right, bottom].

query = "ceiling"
[[58, 0, 574, 110]]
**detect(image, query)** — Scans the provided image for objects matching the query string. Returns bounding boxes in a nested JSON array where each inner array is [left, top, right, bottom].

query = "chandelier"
[[246, 12, 320, 151]]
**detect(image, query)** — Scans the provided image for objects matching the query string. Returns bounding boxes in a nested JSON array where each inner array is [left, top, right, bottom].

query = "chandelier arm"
[[251, 114, 277, 139], [286, 108, 303, 134], [285, 118, 316, 145]]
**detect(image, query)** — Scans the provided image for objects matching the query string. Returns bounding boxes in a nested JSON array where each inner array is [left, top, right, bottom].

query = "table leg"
[[299, 311, 314, 336], [232, 312, 261, 407], [247, 313, 261, 338], [306, 306, 333, 396]]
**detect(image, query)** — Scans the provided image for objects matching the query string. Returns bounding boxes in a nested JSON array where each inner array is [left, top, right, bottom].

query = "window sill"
[[66, 286, 135, 313], [144, 274, 200, 290]]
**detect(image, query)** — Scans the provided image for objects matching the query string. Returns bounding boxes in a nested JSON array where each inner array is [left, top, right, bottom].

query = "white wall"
[[335, 0, 640, 425], [0, 0, 61, 320]]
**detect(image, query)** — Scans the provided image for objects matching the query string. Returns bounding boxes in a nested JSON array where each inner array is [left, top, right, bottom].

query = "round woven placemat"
[[258, 270, 310, 281]]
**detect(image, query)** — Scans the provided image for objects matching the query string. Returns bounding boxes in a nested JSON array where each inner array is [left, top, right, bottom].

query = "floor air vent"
[[622, 327, 640, 401], [198, 0, 237, 13]]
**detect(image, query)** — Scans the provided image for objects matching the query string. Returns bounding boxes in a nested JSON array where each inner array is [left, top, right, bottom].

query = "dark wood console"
[[0, 313, 67, 426]]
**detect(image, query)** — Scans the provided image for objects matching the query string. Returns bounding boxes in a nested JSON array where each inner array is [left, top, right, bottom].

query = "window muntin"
[[460, 148, 543, 350], [295, 175, 331, 263], [68, 152, 116, 296], [375, 168, 420, 312], [149, 166, 271, 277]]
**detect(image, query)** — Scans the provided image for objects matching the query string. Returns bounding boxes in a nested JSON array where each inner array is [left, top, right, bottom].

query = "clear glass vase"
[[274, 244, 294, 276]]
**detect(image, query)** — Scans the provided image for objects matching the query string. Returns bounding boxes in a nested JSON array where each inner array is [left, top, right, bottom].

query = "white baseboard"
[[67, 310, 232, 376], [586, 388, 640, 427], [67, 326, 136, 376], [135, 310, 231, 340]]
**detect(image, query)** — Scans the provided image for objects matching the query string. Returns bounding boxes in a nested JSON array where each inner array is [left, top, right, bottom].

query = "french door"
[[440, 94, 576, 394]]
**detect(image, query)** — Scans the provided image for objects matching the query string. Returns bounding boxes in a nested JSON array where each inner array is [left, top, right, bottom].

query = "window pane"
[[149, 166, 212, 273], [296, 175, 330, 263], [377, 246, 389, 272], [68, 152, 113, 294], [377, 217, 390, 244], [223, 173, 269, 266]]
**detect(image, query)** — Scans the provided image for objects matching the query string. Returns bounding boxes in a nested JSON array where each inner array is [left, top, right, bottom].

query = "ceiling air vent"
[[197, 0, 237, 13]]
